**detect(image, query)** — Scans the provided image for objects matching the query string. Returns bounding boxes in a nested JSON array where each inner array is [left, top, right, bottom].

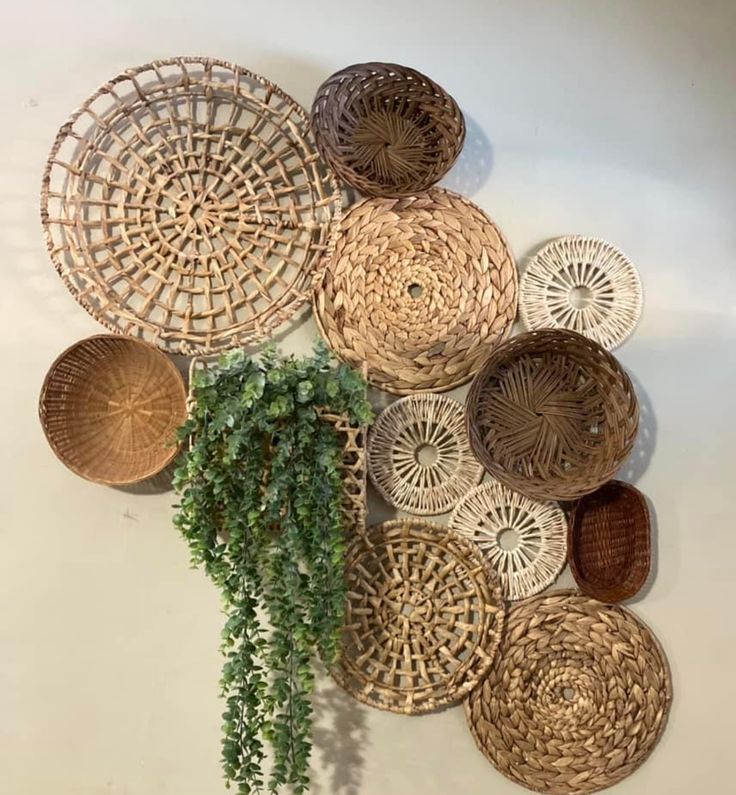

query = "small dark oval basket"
[[568, 480, 651, 603], [311, 61, 465, 197]]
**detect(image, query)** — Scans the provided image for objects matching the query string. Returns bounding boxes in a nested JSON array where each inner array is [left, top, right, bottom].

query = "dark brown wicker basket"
[[311, 62, 465, 197], [466, 329, 639, 501], [568, 480, 651, 603]]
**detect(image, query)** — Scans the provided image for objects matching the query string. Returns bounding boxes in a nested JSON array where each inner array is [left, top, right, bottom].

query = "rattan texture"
[[332, 519, 505, 714], [41, 57, 341, 355], [449, 481, 567, 601], [314, 189, 518, 394], [569, 480, 651, 603], [312, 62, 465, 197], [465, 591, 671, 795], [466, 329, 639, 501], [39, 335, 187, 484], [367, 394, 483, 515], [520, 237, 643, 350]]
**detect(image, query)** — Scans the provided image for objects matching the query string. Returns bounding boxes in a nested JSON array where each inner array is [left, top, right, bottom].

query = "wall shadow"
[[440, 114, 494, 197], [616, 372, 657, 484]]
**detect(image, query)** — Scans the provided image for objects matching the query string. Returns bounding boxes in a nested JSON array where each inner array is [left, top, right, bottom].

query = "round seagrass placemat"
[[41, 57, 341, 354], [332, 518, 505, 714], [465, 591, 672, 795], [314, 189, 517, 394], [367, 394, 483, 515]]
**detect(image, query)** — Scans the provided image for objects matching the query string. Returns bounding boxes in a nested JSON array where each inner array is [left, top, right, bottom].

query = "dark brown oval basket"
[[466, 329, 639, 501], [39, 335, 188, 485], [568, 480, 651, 603], [311, 62, 465, 197]]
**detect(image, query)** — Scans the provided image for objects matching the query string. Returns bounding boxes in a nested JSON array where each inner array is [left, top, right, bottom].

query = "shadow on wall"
[[440, 114, 494, 197], [617, 371, 657, 485]]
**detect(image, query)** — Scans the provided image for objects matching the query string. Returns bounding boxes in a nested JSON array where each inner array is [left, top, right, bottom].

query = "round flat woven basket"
[[520, 236, 643, 350], [331, 518, 505, 714], [39, 335, 188, 484], [449, 481, 567, 601], [569, 480, 651, 603], [314, 189, 518, 394], [312, 62, 465, 197], [367, 394, 483, 515], [41, 57, 341, 354], [466, 329, 639, 501], [465, 591, 671, 795]]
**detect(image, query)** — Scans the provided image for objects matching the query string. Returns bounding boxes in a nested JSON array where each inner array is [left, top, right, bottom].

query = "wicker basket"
[[568, 480, 650, 602], [311, 62, 465, 197], [39, 335, 187, 484], [466, 329, 639, 501]]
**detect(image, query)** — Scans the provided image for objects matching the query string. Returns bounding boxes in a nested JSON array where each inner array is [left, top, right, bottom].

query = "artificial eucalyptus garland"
[[173, 343, 372, 794]]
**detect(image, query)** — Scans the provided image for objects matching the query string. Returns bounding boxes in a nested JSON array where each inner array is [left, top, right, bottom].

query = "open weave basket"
[[312, 62, 465, 197], [39, 335, 187, 484], [465, 591, 671, 795], [466, 329, 639, 501], [41, 57, 341, 354], [569, 480, 650, 603], [332, 518, 505, 714], [314, 189, 517, 394], [367, 394, 483, 515]]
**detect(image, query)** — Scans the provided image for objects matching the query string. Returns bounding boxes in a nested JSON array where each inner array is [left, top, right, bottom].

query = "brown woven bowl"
[[568, 480, 651, 602], [311, 62, 465, 197], [39, 335, 188, 484], [466, 329, 639, 501]]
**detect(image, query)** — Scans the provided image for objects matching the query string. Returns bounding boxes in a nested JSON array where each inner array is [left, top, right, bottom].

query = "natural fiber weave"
[[449, 481, 567, 601], [39, 335, 187, 484], [41, 57, 341, 354], [465, 591, 671, 795], [569, 480, 650, 603], [314, 189, 518, 394], [332, 519, 504, 714], [312, 62, 465, 197], [520, 237, 643, 350], [466, 329, 639, 501], [367, 394, 483, 515]]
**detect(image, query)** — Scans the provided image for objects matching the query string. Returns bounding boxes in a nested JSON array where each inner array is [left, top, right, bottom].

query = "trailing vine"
[[173, 343, 372, 794]]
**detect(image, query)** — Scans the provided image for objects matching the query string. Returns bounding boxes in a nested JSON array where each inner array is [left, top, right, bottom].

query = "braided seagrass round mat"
[[314, 189, 517, 394], [520, 236, 643, 350], [367, 394, 483, 515], [449, 481, 567, 600], [332, 519, 505, 714], [41, 57, 341, 354], [465, 591, 671, 795]]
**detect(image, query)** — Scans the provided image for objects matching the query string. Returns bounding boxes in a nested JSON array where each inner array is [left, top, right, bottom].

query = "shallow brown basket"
[[39, 335, 187, 484], [568, 480, 651, 602], [466, 329, 639, 501], [311, 62, 465, 197]]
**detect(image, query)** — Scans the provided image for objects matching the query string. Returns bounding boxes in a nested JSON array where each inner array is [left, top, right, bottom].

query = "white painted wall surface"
[[1, 1, 734, 793]]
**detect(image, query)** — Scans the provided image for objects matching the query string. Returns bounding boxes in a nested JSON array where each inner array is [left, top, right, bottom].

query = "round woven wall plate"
[[465, 591, 671, 795], [520, 236, 643, 350], [367, 394, 483, 515], [41, 57, 341, 354], [39, 335, 188, 484], [449, 481, 567, 600], [314, 189, 518, 394], [312, 62, 465, 197], [332, 519, 505, 714], [466, 329, 639, 501]]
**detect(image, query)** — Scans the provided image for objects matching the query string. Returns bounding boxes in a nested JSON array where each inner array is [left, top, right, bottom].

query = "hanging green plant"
[[173, 342, 372, 795]]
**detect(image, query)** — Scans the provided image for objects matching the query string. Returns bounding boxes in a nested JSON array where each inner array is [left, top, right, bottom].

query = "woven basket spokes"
[[41, 57, 341, 354], [312, 62, 465, 197], [39, 335, 188, 484]]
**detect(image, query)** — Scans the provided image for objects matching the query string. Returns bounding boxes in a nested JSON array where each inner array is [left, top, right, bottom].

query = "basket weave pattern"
[[314, 189, 517, 394], [312, 62, 465, 197], [41, 57, 341, 354]]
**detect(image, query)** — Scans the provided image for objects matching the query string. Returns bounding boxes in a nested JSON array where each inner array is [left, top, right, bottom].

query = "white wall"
[[1, 1, 735, 793]]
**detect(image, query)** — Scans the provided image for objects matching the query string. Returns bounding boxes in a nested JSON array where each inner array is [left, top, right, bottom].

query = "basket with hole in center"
[[39, 335, 187, 484], [312, 62, 465, 197], [466, 329, 639, 501], [568, 480, 651, 602]]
